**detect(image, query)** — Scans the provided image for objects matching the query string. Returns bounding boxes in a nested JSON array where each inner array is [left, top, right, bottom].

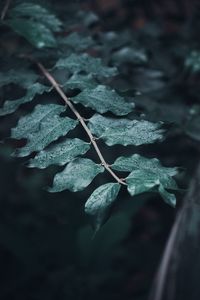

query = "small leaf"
[[158, 185, 176, 207], [112, 154, 178, 175], [11, 104, 64, 139], [85, 183, 121, 231], [63, 73, 97, 91], [60, 32, 94, 51], [0, 83, 51, 116], [6, 19, 57, 48], [126, 169, 159, 195], [55, 53, 118, 78], [122, 154, 178, 207], [0, 69, 38, 88], [81, 11, 100, 27], [29, 138, 90, 169], [12, 104, 78, 157], [72, 85, 134, 116], [126, 170, 177, 207], [112, 46, 148, 65], [9, 2, 62, 32], [88, 114, 164, 146], [49, 158, 104, 192]]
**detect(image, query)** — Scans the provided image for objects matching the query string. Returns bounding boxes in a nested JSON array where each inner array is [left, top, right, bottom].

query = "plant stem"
[[36, 62, 127, 186], [1, 0, 11, 21]]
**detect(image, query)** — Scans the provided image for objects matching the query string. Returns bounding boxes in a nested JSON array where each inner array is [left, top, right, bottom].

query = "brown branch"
[[1, 0, 11, 21], [36, 62, 127, 186]]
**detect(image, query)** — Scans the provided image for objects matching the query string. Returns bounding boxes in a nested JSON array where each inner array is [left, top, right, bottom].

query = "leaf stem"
[[36, 61, 127, 186]]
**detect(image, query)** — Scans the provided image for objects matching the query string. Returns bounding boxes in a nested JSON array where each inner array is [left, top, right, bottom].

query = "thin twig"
[[36, 62, 127, 186], [1, 0, 11, 21]]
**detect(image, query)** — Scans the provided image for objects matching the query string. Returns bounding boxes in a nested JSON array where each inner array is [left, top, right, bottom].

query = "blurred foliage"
[[0, 0, 200, 299]]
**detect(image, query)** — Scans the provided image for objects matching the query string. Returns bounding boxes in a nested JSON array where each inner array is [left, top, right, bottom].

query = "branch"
[[1, 0, 11, 21], [36, 62, 127, 186]]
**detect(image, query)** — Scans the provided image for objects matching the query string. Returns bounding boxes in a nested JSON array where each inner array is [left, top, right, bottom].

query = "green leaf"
[[11, 104, 64, 139], [81, 11, 100, 27], [12, 104, 78, 157], [112, 46, 148, 65], [85, 183, 121, 231], [9, 2, 62, 32], [0, 69, 38, 88], [6, 19, 57, 48], [120, 154, 178, 207], [63, 73, 97, 91], [60, 32, 94, 51], [28, 138, 90, 169], [72, 85, 134, 116], [49, 158, 104, 192], [126, 170, 177, 207], [55, 53, 118, 78], [158, 185, 177, 207], [112, 154, 178, 175], [0, 83, 51, 116], [6, 2, 62, 48], [126, 169, 159, 194], [88, 114, 164, 146]]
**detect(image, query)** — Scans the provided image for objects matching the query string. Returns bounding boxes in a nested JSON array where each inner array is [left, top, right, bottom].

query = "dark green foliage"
[[0, 0, 180, 231]]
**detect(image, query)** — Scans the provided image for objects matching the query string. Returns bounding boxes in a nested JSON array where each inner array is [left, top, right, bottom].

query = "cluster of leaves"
[[0, 0, 180, 231]]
